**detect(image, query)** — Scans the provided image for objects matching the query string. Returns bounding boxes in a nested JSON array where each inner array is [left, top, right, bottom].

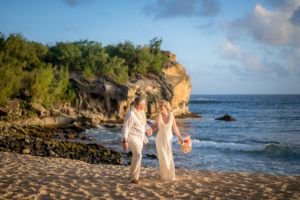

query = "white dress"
[[155, 112, 175, 181]]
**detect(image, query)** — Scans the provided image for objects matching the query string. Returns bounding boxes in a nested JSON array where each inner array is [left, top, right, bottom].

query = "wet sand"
[[0, 152, 299, 200]]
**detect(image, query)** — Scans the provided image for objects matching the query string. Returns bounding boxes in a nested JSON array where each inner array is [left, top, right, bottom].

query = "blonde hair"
[[160, 100, 172, 112]]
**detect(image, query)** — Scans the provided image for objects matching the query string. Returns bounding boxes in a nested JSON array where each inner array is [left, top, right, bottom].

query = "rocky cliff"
[[65, 51, 191, 123], [162, 51, 191, 116], [0, 51, 192, 126]]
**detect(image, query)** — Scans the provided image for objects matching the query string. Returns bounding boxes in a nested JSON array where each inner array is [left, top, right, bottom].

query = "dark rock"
[[215, 115, 236, 121], [65, 133, 74, 139], [145, 154, 157, 159], [104, 124, 118, 128], [126, 151, 132, 160], [77, 134, 91, 141], [0, 127, 123, 165], [176, 112, 203, 119], [0, 107, 8, 116]]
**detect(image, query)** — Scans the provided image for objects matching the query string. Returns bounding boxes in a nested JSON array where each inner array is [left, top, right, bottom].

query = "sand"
[[0, 152, 299, 200]]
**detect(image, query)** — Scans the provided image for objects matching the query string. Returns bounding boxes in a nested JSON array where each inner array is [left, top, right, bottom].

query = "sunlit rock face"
[[162, 51, 191, 116]]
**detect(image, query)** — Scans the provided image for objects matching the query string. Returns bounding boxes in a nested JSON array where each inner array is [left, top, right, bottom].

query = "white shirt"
[[122, 109, 150, 143]]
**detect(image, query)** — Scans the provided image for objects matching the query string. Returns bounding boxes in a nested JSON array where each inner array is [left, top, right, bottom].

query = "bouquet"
[[177, 136, 192, 153]]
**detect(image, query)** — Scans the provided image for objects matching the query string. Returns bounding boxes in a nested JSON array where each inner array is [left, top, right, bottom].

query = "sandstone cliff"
[[0, 51, 192, 126], [162, 51, 191, 116]]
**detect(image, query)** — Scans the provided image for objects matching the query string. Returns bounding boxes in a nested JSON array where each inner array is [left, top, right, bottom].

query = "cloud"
[[196, 19, 217, 34], [290, 6, 300, 26], [143, 0, 220, 19], [221, 2, 300, 77], [62, 0, 92, 7], [226, 4, 300, 46], [265, 0, 300, 15], [220, 39, 290, 77], [220, 39, 242, 60], [282, 47, 300, 75]]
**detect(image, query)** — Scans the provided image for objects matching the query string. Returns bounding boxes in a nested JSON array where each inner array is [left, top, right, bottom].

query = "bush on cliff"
[[0, 33, 167, 108], [105, 37, 167, 74]]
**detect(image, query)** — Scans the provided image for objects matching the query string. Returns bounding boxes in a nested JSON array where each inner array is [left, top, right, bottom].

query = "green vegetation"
[[0, 33, 167, 108], [0, 33, 75, 108]]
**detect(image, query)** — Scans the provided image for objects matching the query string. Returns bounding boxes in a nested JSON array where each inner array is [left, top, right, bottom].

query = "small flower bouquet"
[[177, 136, 192, 153]]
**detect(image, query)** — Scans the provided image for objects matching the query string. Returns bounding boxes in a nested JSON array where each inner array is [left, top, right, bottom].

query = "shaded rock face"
[[68, 73, 174, 122]]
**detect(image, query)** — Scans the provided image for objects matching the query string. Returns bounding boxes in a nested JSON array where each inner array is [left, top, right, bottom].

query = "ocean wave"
[[258, 143, 300, 158], [192, 139, 300, 159], [192, 139, 263, 151], [96, 125, 105, 130]]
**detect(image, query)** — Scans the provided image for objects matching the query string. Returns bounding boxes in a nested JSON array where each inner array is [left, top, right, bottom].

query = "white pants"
[[128, 137, 144, 181]]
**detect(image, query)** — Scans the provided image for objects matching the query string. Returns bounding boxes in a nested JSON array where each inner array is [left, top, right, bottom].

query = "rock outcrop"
[[0, 128, 122, 165], [0, 51, 192, 126]]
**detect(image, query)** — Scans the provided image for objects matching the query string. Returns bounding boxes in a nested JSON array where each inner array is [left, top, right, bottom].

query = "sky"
[[1, 0, 300, 94]]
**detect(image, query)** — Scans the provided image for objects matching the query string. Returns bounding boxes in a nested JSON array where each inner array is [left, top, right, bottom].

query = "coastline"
[[1, 152, 299, 200]]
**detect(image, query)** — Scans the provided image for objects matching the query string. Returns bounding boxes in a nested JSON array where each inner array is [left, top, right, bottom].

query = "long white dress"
[[155, 112, 175, 181]]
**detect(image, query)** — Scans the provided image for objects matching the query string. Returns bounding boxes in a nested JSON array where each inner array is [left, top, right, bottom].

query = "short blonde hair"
[[160, 100, 172, 112]]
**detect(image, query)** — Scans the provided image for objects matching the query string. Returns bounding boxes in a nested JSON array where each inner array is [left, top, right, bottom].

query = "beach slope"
[[0, 152, 299, 200]]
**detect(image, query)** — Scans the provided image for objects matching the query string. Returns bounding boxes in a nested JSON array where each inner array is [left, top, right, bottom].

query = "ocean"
[[83, 95, 300, 176]]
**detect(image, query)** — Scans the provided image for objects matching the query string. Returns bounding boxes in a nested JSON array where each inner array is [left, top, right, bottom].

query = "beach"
[[0, 152, 299, 200]]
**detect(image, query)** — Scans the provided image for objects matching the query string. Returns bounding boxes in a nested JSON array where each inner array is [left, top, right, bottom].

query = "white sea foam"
[[192, 139, 264, 152], [96, 125, 105, 130], [196, 98, 217, 101]]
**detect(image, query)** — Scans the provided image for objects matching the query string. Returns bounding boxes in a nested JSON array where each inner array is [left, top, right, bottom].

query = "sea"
[[83, 95, 300, 176]]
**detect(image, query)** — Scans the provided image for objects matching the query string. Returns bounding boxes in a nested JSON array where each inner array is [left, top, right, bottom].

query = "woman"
[[150, 100, 183, 181]]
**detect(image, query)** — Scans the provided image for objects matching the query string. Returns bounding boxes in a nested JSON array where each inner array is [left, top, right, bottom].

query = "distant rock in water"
[[176, 112, 202, 119], [215, 115, 236, 121]]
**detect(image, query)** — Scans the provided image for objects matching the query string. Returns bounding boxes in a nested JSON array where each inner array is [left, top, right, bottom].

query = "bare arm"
[[151, 115, 159, 132], [172, 117, 183, 142]]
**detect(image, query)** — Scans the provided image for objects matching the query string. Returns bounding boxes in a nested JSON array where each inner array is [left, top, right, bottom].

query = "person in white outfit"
[[150, 100, 183, 181], [122, 96, 152, 184]]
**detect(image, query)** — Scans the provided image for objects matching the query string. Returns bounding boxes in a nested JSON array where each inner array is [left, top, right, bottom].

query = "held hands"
[[147, 129, 153, 136], [122, 142, 128, 151]]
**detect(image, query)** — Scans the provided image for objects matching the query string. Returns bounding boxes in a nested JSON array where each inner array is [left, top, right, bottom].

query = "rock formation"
[[0, 51, 192, 126], [162, 51, 191, 116], [66, 51, 191, 122]]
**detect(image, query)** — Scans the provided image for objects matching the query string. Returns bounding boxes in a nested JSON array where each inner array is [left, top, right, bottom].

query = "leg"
[[128, 139, 143, 181]]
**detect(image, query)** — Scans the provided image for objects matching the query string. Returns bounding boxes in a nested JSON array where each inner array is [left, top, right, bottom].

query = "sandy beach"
[[0, 152, 299, 200]]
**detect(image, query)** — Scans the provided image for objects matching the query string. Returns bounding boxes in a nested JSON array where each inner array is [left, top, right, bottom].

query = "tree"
[[46, 42, 82, 70], [149, 37, 163, 55]]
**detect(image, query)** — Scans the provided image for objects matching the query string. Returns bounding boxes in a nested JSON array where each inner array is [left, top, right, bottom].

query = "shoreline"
[[1, 152, 299, 200]]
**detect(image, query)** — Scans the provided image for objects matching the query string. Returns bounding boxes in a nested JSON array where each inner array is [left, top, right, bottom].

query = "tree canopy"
[[0, 33, 167, 108]]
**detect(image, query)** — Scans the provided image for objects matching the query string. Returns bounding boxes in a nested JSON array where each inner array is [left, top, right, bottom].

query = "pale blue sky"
[[1, 0, 300, 94]]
